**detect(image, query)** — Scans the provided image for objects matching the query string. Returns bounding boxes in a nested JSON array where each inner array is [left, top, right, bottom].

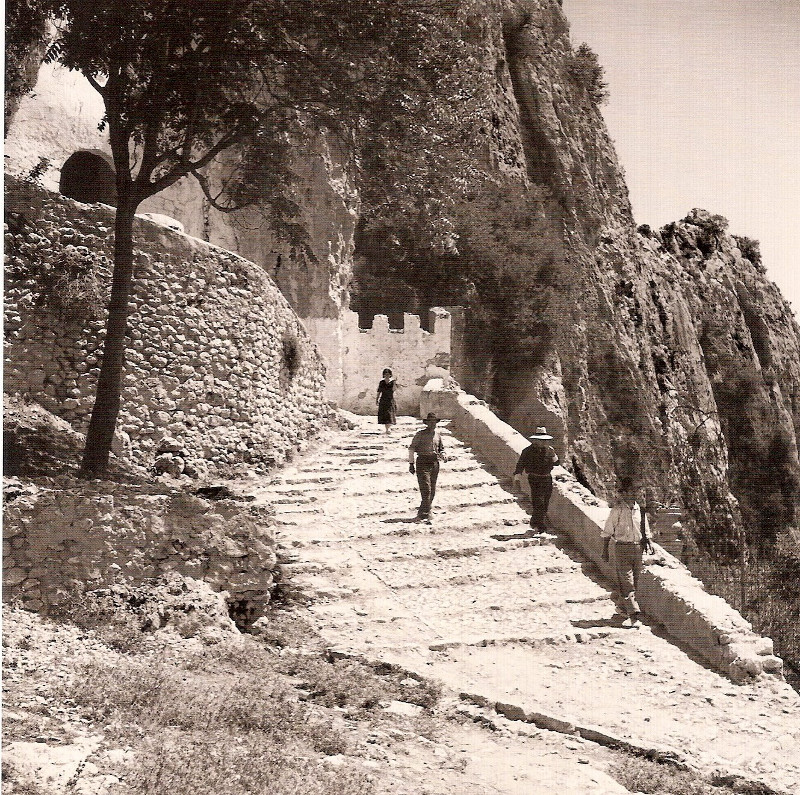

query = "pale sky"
[[563, 0, 800, 312]]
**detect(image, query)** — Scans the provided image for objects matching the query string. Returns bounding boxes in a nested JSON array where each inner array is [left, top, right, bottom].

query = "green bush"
[[734, 235, 763, 270], [567, 43, 609, 105]]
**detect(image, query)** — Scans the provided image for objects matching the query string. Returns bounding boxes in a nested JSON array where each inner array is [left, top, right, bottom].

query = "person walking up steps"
[[408, 412, 446, 520], [602, 479, 655, 628], [513, 427, 559, 533], [376, 368, 399, 434]]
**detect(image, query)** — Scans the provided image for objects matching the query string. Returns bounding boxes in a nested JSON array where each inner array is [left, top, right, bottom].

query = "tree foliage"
[[567, 43, 608, 105], [5, 0, 51, 127], [38, 0, 476, 473]]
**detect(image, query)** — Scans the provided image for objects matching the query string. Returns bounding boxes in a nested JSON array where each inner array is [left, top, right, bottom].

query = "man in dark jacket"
[[513, 427, 559, 532]]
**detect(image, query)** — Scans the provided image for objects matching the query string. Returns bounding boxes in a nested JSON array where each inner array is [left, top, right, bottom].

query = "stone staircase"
[[249, 417, 800, 794]]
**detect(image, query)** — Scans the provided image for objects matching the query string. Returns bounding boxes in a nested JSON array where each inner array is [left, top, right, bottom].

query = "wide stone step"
[[266, 473, 501, 500], [268, 458, 485, 484], [279, 512, 535, 547], [309, 598, 614, 650]]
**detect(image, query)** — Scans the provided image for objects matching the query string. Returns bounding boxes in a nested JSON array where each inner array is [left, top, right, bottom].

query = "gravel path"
[[252, 417, 800, 794]]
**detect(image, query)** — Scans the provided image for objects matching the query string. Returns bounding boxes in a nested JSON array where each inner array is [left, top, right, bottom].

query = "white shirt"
[[602, 501, 649, 542]]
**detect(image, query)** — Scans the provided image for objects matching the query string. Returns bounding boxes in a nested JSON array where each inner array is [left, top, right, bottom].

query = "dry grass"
[[125, 731, 371, 795], [51, 604, 443, 795]]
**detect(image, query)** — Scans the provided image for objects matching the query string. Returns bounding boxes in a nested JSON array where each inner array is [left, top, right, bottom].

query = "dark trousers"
[[416, 456, 440, 516], [527, 475, 553, 529]]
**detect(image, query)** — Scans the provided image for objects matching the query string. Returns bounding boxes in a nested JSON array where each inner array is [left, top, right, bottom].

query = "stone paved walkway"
[[249, 417, 800, 794]]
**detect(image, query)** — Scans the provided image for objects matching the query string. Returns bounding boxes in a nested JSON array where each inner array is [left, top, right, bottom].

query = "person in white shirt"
[[601, 480, 654, 627]]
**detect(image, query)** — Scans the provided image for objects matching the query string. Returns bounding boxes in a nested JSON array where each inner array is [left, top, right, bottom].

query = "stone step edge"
[[323, 645, 790, 795], [427, 628, 615, 650], [459, 692, 790, 795], [454, 701, 790, 795]]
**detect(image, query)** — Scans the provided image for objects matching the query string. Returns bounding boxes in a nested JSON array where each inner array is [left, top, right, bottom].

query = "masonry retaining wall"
[[421, 379, 784, 682], [4, 179, 328, 476], [2, 479, 276, 623]]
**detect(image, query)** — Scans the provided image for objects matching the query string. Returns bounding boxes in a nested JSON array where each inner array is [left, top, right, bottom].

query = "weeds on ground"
[[48, 588, 146, 653], [126, 730, 371, 795], [1, 762, 50, 795], [275, 653, 441, 712], [61, 655, 363, 793], [611, 757, 726, 795]]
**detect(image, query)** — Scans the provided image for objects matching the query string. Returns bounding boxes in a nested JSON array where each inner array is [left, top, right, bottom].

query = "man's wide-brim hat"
[[529, 426, 553, 440], [423, 412, 440, 423]]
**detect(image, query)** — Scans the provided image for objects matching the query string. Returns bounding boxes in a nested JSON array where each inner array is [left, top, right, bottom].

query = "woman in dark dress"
[[376, 368, 398, 433]]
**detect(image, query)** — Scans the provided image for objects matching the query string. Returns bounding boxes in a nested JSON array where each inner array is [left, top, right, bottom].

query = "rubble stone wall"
[[4, 179, 328, 476], [2, 480, 277, 621]]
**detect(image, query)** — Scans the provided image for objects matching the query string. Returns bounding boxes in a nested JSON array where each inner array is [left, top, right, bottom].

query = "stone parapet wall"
[[336, 308, 452, 416], [4, 179, 328, 475], [421, 379, 784, 682], [2, 479, 276, 622]]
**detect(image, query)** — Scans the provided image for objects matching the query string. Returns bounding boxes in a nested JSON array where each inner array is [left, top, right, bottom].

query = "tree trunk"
[[81, 200, 138, 475]]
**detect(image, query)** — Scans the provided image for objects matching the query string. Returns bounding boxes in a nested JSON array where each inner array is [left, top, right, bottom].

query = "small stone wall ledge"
[[421, 379, 783, 682]]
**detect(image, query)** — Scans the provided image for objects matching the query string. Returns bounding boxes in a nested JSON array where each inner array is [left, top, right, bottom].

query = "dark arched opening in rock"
[[59, 151, 117, 206]]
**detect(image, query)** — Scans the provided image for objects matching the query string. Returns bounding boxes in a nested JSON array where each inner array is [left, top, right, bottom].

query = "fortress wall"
[[4, 179, 328, 477], [2, 480, 277, 624], [338, 308, 452, 416], [421, 380, 784, 682]]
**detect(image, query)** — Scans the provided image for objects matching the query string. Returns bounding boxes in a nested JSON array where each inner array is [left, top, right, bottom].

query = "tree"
[[41, 0, 471, 474], [567, 43, 608, 105]]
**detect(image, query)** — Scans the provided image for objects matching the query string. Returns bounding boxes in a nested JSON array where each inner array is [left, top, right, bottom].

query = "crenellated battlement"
[[326, 308, 455, 417], [346, 308, 452, 337]]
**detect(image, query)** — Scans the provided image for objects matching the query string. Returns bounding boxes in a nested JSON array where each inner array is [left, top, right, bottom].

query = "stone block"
[[5, 568, 28, 587]]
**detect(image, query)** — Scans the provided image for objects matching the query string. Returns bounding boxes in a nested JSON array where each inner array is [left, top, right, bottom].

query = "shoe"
[[622, 614, 642, 629]]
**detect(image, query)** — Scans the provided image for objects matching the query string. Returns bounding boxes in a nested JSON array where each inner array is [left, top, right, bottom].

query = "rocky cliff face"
[[489, 2, 800, 545], [353, 0, 800, 547]]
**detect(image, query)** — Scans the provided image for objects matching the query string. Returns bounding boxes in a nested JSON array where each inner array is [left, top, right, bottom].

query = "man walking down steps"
[[513, 426, 559, 533], [408, 412, 447, 521]]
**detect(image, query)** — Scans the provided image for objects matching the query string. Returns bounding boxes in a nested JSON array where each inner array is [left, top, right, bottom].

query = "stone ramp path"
[[250, 417, 800, 793]]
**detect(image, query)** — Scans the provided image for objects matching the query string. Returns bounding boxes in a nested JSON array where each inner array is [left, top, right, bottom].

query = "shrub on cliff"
[[567, 43, 609, 105], [734, 235, 764, 271]]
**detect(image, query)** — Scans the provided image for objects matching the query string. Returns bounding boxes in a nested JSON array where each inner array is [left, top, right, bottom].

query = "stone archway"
[[59, 150, 117, 206]]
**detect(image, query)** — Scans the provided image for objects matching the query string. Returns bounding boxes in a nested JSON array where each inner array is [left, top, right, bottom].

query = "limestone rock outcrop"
[[351, 1, 800, 542]]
